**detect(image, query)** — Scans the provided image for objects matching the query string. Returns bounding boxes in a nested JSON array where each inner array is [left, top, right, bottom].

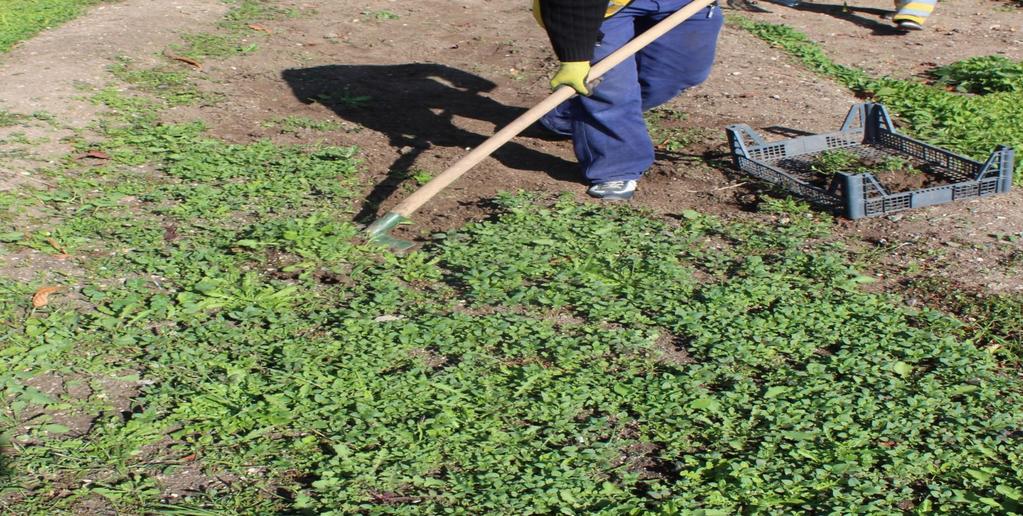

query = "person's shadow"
[[282, 64, 579, 223], [769, 1, 905, 35]]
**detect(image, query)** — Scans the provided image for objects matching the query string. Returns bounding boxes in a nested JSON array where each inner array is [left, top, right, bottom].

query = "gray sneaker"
[[587, 180, 637, 200]]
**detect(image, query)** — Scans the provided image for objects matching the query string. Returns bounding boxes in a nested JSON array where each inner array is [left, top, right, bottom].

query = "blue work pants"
[[540, 0, 723, 184]]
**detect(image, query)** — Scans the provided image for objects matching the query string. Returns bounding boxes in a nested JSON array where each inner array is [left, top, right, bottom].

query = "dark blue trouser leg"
[[540, 0, 723, 184]]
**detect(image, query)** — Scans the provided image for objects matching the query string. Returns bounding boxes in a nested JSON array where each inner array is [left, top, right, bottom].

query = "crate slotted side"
[[726, 103, 1014, 219]]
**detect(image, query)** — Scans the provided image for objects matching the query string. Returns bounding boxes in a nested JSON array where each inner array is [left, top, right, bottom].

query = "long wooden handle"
[[388, 0, 718, 218]]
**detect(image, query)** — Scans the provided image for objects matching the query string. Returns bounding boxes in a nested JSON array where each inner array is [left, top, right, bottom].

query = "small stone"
[[374, 315, 403, 322]]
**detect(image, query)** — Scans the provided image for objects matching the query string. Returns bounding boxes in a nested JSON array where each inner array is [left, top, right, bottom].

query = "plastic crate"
[[726, 103, 1014, 219]]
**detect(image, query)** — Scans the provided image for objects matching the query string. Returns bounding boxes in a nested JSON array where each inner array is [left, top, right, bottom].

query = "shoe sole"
[[586, 191, 635, 201]]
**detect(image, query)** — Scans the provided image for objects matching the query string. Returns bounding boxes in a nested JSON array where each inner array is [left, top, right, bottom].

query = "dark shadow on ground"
[[1, 448, 10, 487], [763, 125, 816, 138], [282, 64, 579, 223], [768, 1, 905, 35]]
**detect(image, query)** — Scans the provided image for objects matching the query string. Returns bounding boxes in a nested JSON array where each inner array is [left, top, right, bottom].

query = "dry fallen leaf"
[[79, 150, 111, 160], [32, 286, 60, 308], [163, 50, 202, 70], [45, 237, 70, 259], [248, 23, 272, 34]]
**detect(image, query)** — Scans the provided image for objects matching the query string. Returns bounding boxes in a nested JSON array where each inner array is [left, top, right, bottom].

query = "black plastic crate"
[[726, 103, 1014, 219]]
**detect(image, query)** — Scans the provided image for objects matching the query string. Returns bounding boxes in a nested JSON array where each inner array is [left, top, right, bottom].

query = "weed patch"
[[261, 115, 354, 134], [645, 108, 706, 152], [7, 181, 1023, 513], [109, 58, 215, 106]]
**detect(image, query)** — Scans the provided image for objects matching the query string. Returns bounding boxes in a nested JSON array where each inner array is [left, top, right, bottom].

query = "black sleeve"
[[539, 0, 607, 62]]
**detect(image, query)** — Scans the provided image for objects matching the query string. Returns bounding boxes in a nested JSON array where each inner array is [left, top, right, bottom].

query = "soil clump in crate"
[[778, 147, 950, 192]]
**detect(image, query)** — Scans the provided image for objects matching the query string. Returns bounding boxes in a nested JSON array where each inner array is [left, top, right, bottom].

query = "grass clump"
[[219, 0, 292, 31], [108, 57, 215, 106], [172, 32, 258, 60], [362, 9, 400, 21], [261, 115, 351, 134], [729, 16, 1023, 182], [0, 110, 25, 127]]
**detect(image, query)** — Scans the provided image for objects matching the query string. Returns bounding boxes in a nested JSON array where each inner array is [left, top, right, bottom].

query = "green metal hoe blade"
[[364, 212, 415, 252]]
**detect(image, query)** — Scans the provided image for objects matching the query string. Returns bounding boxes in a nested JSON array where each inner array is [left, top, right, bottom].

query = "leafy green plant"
[[908, 278, 1023, 366], [931, 56, 1023, 95], [363, 10, 400, 21]]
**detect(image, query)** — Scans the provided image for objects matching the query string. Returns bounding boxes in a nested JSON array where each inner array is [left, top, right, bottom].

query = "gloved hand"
[[551, 61, 591, 95]]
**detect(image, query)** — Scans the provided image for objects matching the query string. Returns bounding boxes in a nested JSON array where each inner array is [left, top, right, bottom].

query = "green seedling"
[[261, 115, 350, 134], [808, 151, 921, 177], [808, 149, 859, 175], [315, 86, 372, 109], [363, 9, 400, 21]]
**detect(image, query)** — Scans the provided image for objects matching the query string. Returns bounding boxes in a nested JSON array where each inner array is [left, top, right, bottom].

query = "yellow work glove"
[[551, 61, 591, 95]]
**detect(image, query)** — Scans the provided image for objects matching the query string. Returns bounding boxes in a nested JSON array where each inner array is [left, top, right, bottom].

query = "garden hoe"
[[364, 0, 719, 251]]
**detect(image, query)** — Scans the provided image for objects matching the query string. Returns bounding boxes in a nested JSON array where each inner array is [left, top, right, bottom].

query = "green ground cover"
[[729, 16, 1023, 182], [2, 84, 1022, 511], [1, 2, 1022, 513], [0, 0, 110, 53]]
